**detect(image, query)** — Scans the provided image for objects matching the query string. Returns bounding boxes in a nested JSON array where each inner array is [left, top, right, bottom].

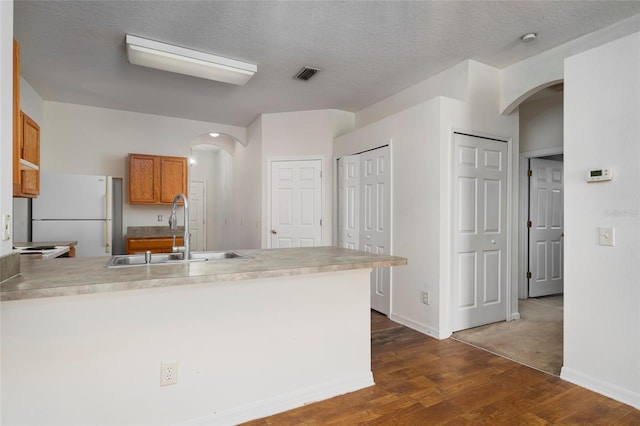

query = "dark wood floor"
[[244, 311, 640, 425]]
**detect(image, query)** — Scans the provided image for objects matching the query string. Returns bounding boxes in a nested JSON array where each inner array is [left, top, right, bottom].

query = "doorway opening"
[[455, 85, 565, 375]]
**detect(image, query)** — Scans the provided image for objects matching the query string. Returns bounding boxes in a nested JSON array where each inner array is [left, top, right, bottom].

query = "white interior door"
[[337, 155, 360, 249], [529, 158, 564, 297], [452, 133, 508, 331], [189, 180, 206, 251], [270, 159, 323, 248], [360, 147, 391, 315]]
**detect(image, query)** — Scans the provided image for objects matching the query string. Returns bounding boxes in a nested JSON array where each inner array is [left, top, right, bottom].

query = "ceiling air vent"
[[294, 66, 319, 81]]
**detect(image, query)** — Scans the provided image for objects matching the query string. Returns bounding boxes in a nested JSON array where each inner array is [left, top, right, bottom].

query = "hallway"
[[453, 295, 563, 375]]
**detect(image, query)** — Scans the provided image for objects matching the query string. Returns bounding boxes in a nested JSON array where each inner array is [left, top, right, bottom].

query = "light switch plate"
[[1, 214, 10, 241], [599, 227, 614, 246]]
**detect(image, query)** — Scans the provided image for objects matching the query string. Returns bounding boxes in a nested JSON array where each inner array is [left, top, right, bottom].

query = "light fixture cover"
[[125, 35, 257, 85], [520, 33, 537, 42]]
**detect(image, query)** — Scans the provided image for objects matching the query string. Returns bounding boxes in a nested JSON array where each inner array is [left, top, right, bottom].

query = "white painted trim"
[[180, 372, 375, 425], [390, 313, 450, 340], [266, 156, 325, 248], [561, 367, 640, 410], [189, 179, 207, 251], [518, 147, 563, 299]]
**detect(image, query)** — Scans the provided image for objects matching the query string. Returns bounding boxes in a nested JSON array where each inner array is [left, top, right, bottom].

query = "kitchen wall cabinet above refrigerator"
[[13, 39, 41, 198]]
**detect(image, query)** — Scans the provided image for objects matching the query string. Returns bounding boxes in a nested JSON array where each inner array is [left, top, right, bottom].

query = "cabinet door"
[[126, 237, 183, 254], [22, 113, 39, 165], [160, 156, 188, 203], [12, 40, 21, 195], [128, 154, 160, 203], [20, 113, 40, 196]]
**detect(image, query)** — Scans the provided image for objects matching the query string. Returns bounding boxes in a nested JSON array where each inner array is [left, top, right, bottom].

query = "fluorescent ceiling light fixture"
[[125, 34, 257, 86]]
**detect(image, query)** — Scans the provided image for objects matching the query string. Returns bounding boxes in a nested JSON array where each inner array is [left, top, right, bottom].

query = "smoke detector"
[[294, 66, 319, 81], [520, 33, 537, 42]]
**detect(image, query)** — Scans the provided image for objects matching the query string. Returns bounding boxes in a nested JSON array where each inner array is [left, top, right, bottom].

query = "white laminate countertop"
[[1, 247, 407, 302]]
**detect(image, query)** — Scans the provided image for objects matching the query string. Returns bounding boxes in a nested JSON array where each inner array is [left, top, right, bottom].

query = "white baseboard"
[[561, 366, 640, 410], [180, 372, 375, 426], [390, 313, 450, 340]]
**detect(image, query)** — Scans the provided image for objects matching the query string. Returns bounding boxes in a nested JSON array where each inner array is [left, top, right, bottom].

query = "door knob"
[[491, 240, 496, 245], [271, 229, 277, 235]]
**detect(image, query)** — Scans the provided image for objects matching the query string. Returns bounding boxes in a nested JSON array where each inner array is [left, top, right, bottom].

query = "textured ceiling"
[[14, 1, 640, 127]]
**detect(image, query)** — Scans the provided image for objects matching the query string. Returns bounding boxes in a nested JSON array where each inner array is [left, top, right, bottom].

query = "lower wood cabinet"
[[126, 237, 183, 254]]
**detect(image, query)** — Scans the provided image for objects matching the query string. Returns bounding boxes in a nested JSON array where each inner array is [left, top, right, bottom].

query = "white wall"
[[20, 76, 42, 124], [225, 134, 262, 250], [561, 32, 640, 409], [501, 14, 640, 114], [337, 98, 447, 337], [519, 93, 563, 153], [0, 1, 13, 256], [41, 102, 248, 243], [355, 61, 468, 128], [1, 269, 373, 425], [335, 61, 519, 339]]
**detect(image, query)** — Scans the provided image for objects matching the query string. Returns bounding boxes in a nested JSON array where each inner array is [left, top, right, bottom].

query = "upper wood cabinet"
[[128, 153, 187, 204], [12, 40, 20, 195], [19, 113, 40, 196], [159, 156, 188, 203], [13, 40, 41, 198]]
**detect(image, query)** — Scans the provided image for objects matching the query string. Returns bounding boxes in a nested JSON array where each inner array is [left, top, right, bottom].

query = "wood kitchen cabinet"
[[128, 153, 187, 204], [126, 237, 183, 254], [13, 40, 41, 198], [19, 112, 40, 196]]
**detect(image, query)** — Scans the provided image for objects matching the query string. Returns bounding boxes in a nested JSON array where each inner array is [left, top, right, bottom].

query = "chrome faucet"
[[168, 193, 190, 260]]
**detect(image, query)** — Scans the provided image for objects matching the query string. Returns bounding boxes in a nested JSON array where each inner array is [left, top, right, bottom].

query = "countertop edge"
[[1, 252, 407, 302]]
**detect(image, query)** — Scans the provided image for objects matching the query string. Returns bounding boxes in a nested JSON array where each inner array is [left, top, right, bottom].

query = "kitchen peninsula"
[[1, 247, 406, 425]]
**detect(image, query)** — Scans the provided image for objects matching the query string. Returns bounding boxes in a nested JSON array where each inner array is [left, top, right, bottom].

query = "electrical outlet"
[[160, 361, 178, 386], [421, 291, 430, 305], [2, 214, 11, 241], [157, 214, 163, 222], [599, 227, 614, 246]]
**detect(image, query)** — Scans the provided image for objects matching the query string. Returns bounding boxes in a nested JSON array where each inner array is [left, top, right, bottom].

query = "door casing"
[[189, 180, 207, 251]]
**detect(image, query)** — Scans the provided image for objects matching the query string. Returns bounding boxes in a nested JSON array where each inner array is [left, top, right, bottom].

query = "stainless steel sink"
[[107, 251, 249, 268]]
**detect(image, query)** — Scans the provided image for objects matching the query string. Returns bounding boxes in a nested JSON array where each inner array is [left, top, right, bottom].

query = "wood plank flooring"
[[244, 311, 640, 425]]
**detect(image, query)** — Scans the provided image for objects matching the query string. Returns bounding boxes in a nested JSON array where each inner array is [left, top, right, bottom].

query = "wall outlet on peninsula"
[[160, 361, 178, 386]]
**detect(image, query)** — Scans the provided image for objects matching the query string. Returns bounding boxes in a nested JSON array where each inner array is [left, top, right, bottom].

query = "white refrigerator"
[[32, 173, 113, 257]]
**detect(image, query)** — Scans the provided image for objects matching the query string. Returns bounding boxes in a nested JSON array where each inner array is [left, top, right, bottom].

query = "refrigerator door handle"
[[105, 177, 112, 254], [105, 220, 111, 254]]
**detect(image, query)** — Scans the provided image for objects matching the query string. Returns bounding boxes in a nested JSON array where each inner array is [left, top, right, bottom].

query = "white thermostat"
[[586, 168, 612, 182]]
